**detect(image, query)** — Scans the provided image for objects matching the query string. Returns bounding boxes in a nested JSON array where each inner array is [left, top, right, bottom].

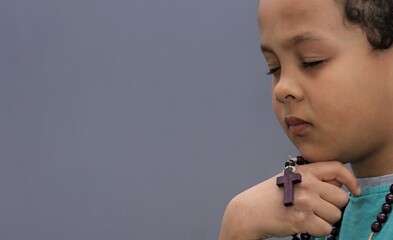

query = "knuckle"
[[297, 174, 313, 190], [292, 197, 314, 223], [296, 190, 311, 204], [293, 210, 309, 224], [290, 211, 310, 233]]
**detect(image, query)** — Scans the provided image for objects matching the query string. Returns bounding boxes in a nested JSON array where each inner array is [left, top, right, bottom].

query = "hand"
[[219, 161, 361, 239]]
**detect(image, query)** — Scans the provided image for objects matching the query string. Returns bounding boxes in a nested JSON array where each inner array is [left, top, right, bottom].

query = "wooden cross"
[[276, 167, 302, 207]]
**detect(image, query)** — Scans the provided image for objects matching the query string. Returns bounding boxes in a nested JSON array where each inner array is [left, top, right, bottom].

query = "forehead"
[[258, 0, 344, 48]]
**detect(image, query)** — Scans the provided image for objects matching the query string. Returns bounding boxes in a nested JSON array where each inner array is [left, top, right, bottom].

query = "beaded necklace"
[[276, 156, 393, 240]]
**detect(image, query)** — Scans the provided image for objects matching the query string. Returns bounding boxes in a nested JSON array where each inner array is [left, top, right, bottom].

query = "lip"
[[284, 116, 312, 136]]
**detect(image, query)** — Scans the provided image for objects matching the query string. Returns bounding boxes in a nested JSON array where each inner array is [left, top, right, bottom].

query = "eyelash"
[[302, 60, 324, 68], [266, 60, 324, 75], [266, 67, 280, 75]]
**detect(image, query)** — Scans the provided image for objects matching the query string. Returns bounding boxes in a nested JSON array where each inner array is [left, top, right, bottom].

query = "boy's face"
[[259, 0, 393, 169]]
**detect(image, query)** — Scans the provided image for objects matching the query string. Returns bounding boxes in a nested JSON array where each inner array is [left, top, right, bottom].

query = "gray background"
[[1, 0, 296, 239]]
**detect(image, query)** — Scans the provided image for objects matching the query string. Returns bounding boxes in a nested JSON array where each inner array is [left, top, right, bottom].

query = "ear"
[[386, 48, 393, 82]]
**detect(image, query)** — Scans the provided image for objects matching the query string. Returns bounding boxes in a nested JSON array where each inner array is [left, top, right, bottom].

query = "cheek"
[[272, 99, 281, 120], [308, 72, 386, 140], [307, 66, 361, 116], [309, 85, 359, 129], [271, 84, 279, 116], [272, 97, 287, 130]]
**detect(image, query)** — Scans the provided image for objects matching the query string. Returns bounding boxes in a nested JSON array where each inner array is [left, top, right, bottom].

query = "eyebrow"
[[260, 32, 330, 53], [291, 32, 328, 45]]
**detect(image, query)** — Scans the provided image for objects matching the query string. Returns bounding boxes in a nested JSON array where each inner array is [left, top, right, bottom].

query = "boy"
[[220, 0, 393, 239]]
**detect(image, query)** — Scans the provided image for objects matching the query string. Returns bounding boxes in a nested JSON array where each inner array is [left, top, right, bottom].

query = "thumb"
[[306, 161, 361, 196]]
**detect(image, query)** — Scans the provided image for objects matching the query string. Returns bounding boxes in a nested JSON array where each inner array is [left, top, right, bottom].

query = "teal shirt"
[[313, 184, 393, 240]]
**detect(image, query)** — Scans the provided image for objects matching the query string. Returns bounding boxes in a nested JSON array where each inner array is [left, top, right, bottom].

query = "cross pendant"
[[276, 167, 302, 207]]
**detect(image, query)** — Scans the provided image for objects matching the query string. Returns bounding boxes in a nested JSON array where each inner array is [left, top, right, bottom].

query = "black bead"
[[291, 234, 300, 240], [285, 160, 296, 167], [371, 221, 382, 232], [296, 156, 307, 165], [382, 203, 392, 213], [300, 233, 311, 240], [390, 184, 393, 194], [333, 219, 342, 227], [330, 226, 339, 236], [377, 212, 388, 223], [326, 235, 336, 240], [386, 194, 393, 204]]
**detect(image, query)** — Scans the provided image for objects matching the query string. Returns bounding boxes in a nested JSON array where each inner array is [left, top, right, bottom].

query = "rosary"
[[276, 156, 393, 240]]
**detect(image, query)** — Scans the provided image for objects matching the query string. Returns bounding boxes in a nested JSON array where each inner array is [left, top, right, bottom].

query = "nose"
[[273, 72, 304, 103]]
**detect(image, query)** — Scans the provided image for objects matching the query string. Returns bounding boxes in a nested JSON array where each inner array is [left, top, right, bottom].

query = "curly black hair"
[[340, 0, 393, 49]]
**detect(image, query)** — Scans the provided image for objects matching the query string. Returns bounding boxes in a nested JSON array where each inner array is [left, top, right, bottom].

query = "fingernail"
[[357, 186, 362, 195]]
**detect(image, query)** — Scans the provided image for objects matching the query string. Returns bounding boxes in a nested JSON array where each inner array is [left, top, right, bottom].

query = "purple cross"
[[276, 167, 302, 207]]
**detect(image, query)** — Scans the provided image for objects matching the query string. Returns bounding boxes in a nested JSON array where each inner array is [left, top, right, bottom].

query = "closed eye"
[[302, 60, 324, 68], [266, 67, 281, 75]]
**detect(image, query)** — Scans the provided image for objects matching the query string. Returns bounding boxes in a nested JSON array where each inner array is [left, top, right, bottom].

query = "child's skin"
[[220, 0, 393, 239]]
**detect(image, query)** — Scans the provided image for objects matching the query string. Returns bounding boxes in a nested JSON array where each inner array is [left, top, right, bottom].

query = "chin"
[[296, 146, 338, 163]]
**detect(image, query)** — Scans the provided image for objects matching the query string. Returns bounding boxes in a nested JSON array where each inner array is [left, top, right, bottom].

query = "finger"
[[312, 197, 343, 225], [294, 181, 346, 225], [325, 179, 342, 188], [317, 181, 349, 209], [304, 161, 361, 196], [300, 214, 333, 237]]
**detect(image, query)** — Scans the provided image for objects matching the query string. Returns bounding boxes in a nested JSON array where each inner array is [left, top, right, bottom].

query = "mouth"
[[284, 116, 312, 136]]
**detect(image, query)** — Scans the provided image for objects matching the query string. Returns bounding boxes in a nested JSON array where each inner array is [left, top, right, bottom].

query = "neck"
[[350, 151, 393, 178]]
